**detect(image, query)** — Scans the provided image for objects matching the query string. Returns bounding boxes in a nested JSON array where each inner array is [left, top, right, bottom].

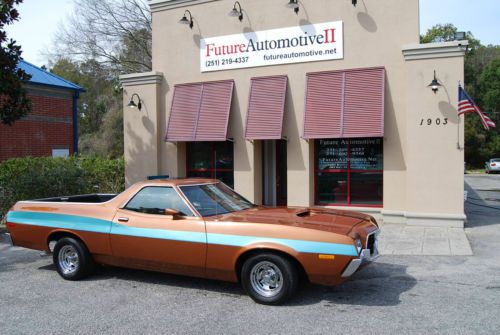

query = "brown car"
[[5, 179, 379, 304]]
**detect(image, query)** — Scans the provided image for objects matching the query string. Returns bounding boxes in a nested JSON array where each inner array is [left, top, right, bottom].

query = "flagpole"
[[457, 81, 463, 150]]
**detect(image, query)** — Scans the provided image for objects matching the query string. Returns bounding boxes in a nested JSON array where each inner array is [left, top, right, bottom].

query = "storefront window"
[[187, 142, 234, 188], [316, 138, 383, 206]]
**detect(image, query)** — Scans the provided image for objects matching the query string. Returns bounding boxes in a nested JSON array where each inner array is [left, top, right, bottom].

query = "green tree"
[[420, 23, 480, 49], [50, 57, 123, 158], [422, 24, 500, 167], [0, 0, 31, 125]]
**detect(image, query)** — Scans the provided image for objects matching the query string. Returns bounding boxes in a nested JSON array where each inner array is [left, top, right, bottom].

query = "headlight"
[[355, 238, 362, 253]]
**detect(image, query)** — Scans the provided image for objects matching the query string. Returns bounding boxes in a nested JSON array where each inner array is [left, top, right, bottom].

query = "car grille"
[[366, 231, 378, 257]]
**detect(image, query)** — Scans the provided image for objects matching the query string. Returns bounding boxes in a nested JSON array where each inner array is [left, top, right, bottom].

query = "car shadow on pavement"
[[37, 260, 415, 306], [465, 180, 500, 227], [290, 262, 416, 307], [0, 242, 44, 274]]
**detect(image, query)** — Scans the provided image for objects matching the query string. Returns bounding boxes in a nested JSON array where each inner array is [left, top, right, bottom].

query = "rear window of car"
[[493, 159, 500, 162]]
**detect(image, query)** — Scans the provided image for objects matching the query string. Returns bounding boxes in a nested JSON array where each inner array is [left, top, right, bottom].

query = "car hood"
[[211, 206, 374, 235]]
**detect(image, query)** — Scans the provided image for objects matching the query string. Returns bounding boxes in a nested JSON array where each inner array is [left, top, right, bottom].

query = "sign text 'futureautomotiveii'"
[[200, 21, 344, 72]]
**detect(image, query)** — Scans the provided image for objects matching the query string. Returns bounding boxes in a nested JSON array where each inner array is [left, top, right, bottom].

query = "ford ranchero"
[[4, 178, 379, 305]]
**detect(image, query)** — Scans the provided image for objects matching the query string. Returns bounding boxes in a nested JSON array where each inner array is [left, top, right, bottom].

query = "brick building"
[[0, 60, 83, 161]]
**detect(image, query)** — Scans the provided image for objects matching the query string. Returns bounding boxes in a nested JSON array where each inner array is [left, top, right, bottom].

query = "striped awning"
[[165, 80, 234, 142], [245, 75, 288, 140], [303, 67, 385, 139]]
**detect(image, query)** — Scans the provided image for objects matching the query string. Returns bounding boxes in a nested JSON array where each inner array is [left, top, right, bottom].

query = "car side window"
[[125, 187, 194, 216]]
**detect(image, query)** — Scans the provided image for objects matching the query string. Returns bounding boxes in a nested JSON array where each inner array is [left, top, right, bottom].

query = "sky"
[[5, 0, 500, 67]]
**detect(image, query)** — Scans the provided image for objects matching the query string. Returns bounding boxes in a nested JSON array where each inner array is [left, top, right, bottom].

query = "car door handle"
[[118, 217, 129, 222]]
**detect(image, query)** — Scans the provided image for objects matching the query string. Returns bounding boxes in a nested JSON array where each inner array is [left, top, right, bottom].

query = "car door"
[[109, 186, 207, 278]]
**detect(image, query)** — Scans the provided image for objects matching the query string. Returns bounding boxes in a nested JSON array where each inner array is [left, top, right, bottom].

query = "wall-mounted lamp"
[[286, 0, 299, 14], [427, 70, 442, 94], [127, 93, 142, 111], [179, 10, 194, 29], [229, 1, 243, 21], [352, 0, 357, 6]]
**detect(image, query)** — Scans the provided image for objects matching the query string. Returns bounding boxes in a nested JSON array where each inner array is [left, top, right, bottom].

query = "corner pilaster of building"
[[400, 41, 467, 227], [120, 71, 164, 187]]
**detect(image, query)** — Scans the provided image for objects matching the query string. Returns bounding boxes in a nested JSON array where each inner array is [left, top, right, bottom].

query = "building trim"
[[381, 209, 466, 228], [149, 0, 220, 12], [120, 71, 164, 86], [402, 40, 469, 61], [25, 84, 75, 100], [21, 115, 73, 124]]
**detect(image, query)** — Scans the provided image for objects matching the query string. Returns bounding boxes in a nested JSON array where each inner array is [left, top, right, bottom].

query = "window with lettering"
[[316, 138, 383, 206]]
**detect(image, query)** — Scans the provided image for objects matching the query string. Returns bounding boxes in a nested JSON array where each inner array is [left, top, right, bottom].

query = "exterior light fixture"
[[352, 0, 357, 6], [286, 0, 299, 14], [127, 93, 142, 111], [428, 70, 441, 94], [179, 10, 194, 29], [229, 1, 243, 21]]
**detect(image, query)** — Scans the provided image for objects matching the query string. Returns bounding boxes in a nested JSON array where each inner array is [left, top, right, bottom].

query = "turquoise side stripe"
[[111, 222, 206, 244], [7, 211, 112, 234], [7, 211, 357, 256], [207, 233, 358, 256]]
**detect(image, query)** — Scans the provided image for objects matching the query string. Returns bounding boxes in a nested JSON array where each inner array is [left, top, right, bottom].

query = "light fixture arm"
[[127, 93, 142, 111], [183, 10, 194, 29], [427, 70, 442, 94], [233, 1, 243, 21]]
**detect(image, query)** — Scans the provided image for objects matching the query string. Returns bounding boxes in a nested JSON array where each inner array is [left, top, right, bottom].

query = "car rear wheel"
[[53, 237, 94, 280], [241, 253, 298, 305]]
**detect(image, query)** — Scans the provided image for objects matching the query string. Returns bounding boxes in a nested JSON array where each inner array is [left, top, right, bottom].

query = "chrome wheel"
[[250, 261, 283, 298], [58, 245, 80, 275]]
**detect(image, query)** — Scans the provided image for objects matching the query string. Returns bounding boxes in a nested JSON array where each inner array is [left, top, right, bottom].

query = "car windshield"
[[179, 183, 255, 217], [492, 159, 500, 162]]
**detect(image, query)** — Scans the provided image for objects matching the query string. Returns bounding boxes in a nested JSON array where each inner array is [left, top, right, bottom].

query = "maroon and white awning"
[[165, 80, 234, 142], [303, 67, 385, 139], [245, 75, 288, 140]]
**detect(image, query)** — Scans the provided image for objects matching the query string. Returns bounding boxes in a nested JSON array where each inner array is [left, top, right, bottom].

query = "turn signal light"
[[318, 254, 335, 260]]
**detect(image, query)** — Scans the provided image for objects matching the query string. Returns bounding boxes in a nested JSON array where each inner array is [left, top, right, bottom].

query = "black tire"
[[53, 237, 95, 280], [241, 253, 298, 305]]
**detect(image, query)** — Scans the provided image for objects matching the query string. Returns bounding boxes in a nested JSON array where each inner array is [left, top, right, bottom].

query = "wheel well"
[[235, 248, 309, 283], [47, 231, 84, 251]]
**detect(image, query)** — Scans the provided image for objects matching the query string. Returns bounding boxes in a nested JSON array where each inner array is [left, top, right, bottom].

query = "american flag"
[[458, 85, 496, 130]]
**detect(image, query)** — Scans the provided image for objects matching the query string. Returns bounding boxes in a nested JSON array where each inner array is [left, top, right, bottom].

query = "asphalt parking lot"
[[1, 175, 500, 334]]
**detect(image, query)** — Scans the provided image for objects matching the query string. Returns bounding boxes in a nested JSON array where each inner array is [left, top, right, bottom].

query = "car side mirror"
[[164, 208, 181, 219]]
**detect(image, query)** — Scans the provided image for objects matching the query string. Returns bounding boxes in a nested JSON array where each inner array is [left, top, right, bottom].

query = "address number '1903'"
[[420, 118, 448, 126]]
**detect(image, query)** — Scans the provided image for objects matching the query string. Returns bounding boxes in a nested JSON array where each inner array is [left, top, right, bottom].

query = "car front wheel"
[[53, 237, 94, 280], [241, 253, 298, 305]]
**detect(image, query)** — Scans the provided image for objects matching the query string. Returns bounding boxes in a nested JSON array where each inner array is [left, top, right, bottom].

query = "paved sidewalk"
[[378, 224, 473, 256]]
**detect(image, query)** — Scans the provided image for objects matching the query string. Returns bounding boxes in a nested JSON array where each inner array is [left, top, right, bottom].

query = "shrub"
[[0, 156, 124, 221]]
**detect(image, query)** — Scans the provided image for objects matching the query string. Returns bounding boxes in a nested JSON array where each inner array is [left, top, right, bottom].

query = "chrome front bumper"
[[3, 233, 13, 246], [341, 230, 380, 278]]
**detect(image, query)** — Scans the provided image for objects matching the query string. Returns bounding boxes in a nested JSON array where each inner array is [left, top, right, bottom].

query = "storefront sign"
[[318, 138, 382, 171], [200, 21, 343, 72]]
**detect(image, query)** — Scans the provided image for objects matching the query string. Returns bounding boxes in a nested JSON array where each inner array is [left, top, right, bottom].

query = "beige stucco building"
[[120, 0, 468, 227]]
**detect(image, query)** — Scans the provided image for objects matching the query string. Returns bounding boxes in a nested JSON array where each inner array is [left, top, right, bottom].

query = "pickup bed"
[[34, 194, 117, 203]]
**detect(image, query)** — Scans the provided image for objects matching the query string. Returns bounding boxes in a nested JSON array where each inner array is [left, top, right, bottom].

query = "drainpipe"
[[72, 91, 80, 155]]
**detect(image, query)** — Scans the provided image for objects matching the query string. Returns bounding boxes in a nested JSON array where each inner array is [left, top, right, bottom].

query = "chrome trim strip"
[[341, 258, 361, 277], [3, 233, 13, 246]]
